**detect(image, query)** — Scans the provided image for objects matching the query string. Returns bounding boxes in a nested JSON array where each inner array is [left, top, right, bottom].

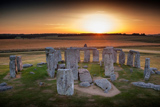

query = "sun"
[[82, 14, 115, 33]]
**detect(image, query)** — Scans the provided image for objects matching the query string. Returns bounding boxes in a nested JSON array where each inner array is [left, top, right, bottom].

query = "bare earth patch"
[[75, 76, 121, 97], [3, 72, 21, 80]]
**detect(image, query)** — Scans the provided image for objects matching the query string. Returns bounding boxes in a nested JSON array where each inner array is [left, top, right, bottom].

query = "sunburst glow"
[[82, 14, 116, 33]]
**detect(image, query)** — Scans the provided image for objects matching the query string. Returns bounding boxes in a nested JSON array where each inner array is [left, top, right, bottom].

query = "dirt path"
[[75, 75, 120, 97]]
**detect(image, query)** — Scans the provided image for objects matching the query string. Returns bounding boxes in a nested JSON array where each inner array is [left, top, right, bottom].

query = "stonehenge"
[[66, 47, 78, 80], [9, 55, 17, 78], [56, 69, 74, 96], [17, 56, 23, 71], [103, 47, 114, 76], [127, 50, 140, 68]]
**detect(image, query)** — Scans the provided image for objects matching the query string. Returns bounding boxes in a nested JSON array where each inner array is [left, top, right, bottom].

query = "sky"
[[0, 0, 159, 34]]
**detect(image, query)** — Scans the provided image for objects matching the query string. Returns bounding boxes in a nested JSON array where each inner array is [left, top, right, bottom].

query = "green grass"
[[0, 47, 160, 107]]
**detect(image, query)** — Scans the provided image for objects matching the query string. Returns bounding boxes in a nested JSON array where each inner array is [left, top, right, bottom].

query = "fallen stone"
[[30, 72, 35, 74], [150, 69, 155, 74], [57, 69, 74, 96], [83, 65, 88, 68], [58, 64, 65, 69], [23, 64, 33, 68], [37, 62, 47, 65], [79, 82, 90, 87], [94, 79, 112, 93], [78, 69, 92, 83], [39, 82, 44, 86], [155, 71, 160, 75], [110, 74, 116, 81], [132, 82, 160, 91], [0, 86, 13, 92], [0, 82, 7, 86], [150, 67, 158, 72]]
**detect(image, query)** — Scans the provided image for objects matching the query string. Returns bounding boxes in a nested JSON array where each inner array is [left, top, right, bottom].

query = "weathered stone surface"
[[58, 64, 65, 69], [113, 50, 117, 63], [37, 62, 47, 65], [0, 86, 13, 92], [84, 50, 90, 62], [93, 49, 99, 62], [103, 46, 114, 63], [57, 69, 74, 96], [132, 82, 160, 91], [17, 56, 23, 71], [23, 64, 33, 68], [134, 52, 140, 68], [9, 55, 17, 78], [144, 58, 150, 77], [155, 71, 160, 75], [79, 82, 90, 87], [57, 50, 62, 62], [104, 54, 114, 76], [47, 53, 55, 78], [127, 51, 133, 66], [119, 79, 129, 82], [102, 50, 105, 62], [45, 47, 55, 64], [54, 50, 59, 69], [0, 82, 7, 86], [83, 65, 88, 68], [84, 44, 87, 47], [78, 69, 92, 83], [144, 68, 151, 81], [110, 74, 116, 81], [150, 68, 158, 72], [119, 51, 125, 65], [76, 49, 80, 62], [66, 48, 78, 80], [94, 79, 112, 93]]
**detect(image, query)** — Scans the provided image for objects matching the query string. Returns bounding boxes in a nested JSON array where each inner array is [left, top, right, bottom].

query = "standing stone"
[[54, 50, 59, 69], [57, 50, 62, 62], [78, 69, 92, 83], [104, 47, 114, 76], [76, 49, 80, 62], [9, 55, 17, 78], [127, 51, 133, 66], [113, 50, 117, 63], [66, 48, 78, 80], [144, 68, 151, 81], [57, 69, 74, 96], [93, 49, 99, 62], [84, 44, 87, 47], [144, 58, 150, 77], [47, 53, 55, 78], [84, 50, 90, 62], [45, 47, 55, 68], [17, 56, 23, 71], [119, 51, 125, 65], [134, 52, 140, 68]]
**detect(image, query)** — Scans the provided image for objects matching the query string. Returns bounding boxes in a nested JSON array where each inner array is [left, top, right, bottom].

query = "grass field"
[[0, 46, 160, 107], [0, 36, 160, 106]]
